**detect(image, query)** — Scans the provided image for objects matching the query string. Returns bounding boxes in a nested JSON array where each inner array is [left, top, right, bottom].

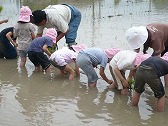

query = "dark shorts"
[[50, 59, 66, 70], [27, 51, 51, 70], [0, 38, 17, 59], [135, 65, 165, 98]]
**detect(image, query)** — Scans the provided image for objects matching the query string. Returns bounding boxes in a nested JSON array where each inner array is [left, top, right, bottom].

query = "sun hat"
[[18, 6, 32, 22], [125, 26, 148, 49], [104, 48, 122, 59], [43, 28, 57, 43], [71, 44, 87, 53], [134, 53, 150, 66], [161, 52, 168, 62]]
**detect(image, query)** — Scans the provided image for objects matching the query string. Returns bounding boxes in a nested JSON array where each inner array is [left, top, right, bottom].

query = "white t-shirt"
[[37, 5, 71, 34], [109, 50, 137, 71], [50, 47, 77, 66]]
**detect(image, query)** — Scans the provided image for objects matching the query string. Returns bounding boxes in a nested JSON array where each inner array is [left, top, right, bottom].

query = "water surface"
[[0, 0, 168, 126]]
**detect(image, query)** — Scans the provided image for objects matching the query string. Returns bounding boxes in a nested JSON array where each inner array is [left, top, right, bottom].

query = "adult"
[[31, 4, 81, 47], [0, 27, 17, 59], [125, 23, 168, 57]]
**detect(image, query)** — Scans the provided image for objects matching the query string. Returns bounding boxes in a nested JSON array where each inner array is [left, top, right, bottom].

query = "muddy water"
[[0, 0, 168, 126]]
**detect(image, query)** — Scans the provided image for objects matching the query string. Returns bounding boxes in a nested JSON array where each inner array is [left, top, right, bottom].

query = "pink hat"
[[134, 53, 150, 66], [104, 48, 122, 59], [161, 52, 168, 62], [71, 44, 87, 53], [43, 28, 57, 43], [18, 6, 32, 22]]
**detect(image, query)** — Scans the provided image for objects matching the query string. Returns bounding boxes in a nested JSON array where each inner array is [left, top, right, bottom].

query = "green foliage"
[[0, 6, 3, 13]]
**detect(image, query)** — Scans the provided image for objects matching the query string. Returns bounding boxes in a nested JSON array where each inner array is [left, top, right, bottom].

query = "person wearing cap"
[[125, 23, 168, 57], [0, 27, 18, 59], [125, 23, 168, 87], [49, 44, 87, 80], [109, 50, 150, 95], [13, 6, 36, 67], [31, 4, 81, 47], [132, 52, 168, 112], [76, 47, 122, 87], [27, 28, 57, 72]]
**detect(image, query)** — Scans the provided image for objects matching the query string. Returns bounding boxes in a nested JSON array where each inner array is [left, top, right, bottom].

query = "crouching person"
[[109, 50, 150, 95], [50, 44, 87, 80], [76, 47, 122, 87], [27, 28, 57, 72], [132, 52, 168, 112]]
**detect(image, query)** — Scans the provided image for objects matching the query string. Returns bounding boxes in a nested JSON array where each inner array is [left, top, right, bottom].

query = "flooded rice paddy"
[[0, 0, 168, 126]]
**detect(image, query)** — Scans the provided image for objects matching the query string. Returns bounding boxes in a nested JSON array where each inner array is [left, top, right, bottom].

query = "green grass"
[[0, 6, 3, 13]]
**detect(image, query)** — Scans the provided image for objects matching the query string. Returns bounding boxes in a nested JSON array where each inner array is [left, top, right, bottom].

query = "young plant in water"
[[129, 78, 135, 89], [0, 6, 3, 13]]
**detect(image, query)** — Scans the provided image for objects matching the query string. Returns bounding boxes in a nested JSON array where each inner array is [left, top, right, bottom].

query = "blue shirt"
[[80, 47, 108, 68], [27, 36, 53, 53]]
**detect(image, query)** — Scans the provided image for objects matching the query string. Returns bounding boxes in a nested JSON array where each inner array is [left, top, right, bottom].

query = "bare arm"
[[114, 67, 129, 88], [99, 66, 113, 84], [42, 45, 51, 57], [0, 19, 8, 24], [6, 32, 17, 47], [56, 29, 69, 43]]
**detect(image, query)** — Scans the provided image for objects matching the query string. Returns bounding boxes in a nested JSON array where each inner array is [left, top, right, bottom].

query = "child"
[[50, 44, 87, 80], [31, 4, 81, 47], [109, 50, 150, 95], [76, 47, 122, 87], [0, 19, 8, 24], [132, 52, 168, 112], [14, 6, 36, 67], [0, 27, 18, 59], [27, 28, 57, 72]]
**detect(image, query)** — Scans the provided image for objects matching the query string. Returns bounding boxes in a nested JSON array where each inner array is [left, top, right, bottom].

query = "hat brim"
[[125, 26, 148, 49]]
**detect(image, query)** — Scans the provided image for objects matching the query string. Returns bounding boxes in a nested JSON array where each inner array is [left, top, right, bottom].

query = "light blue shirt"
[[80, 48, 108, 68]]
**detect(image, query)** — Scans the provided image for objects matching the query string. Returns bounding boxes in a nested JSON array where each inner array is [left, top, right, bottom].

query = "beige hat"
[[125, 26, 148, 49]]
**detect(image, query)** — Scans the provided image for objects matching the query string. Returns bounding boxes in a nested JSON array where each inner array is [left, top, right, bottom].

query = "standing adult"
[[31, 4, 81, 47]]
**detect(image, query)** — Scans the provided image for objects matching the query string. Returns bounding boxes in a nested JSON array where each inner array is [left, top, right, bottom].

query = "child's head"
[[71, 44, 87, 53], [134, 53, 150, 66], [31, 10, 46, 26], [104, 48, 122, 59], [161, 52, 168, 62], [125, 26, 148, 49], [18, 6, 32, 23], [43, 28, 57, 43]]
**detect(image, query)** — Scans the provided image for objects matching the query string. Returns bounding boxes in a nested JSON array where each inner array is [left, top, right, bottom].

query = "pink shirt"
[[50, 47, 77, 66]]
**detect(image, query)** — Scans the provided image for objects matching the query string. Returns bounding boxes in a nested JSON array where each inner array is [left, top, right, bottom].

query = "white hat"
[[125, 26, 148, 49]]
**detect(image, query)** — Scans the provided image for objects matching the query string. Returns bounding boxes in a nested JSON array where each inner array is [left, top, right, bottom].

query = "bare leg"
[[64, 64, 75, 81], [157, 95, 165, 112], [20, 57, 26, 68], [88, 81, 97, 88], [131, 91, 141, 106], [164, 75, 168, 87]]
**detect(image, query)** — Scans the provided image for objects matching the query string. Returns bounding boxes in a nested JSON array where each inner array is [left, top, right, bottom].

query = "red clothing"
[[145, 23, 168, 56]]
